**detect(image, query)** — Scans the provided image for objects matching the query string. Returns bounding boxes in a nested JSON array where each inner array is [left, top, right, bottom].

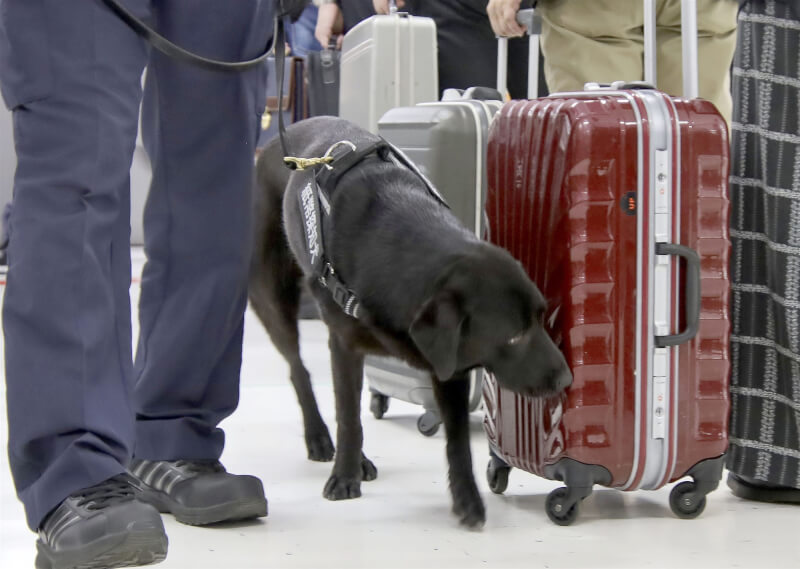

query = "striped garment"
[[728, 0, 800, 489]]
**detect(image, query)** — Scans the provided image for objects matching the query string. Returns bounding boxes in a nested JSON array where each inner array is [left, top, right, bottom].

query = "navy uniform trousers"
[[0, 0, 273, 530]]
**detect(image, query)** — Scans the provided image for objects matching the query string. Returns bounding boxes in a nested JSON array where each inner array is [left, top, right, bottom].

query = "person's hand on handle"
[[315, 2, 344, 49], [487, 0, 527, 37], [373, 0, 406, 14]]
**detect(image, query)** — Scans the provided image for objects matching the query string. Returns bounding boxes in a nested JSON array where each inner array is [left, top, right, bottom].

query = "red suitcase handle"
[[654, 242, 701, 348]]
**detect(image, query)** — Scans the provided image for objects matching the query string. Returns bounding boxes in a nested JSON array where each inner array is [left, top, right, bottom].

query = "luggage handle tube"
[[681, 0, 699, 99], [496, 8, 540, 99], [654, 242, 701, 348], [497, 37, 509, 97], [643, 0, 698, 99]]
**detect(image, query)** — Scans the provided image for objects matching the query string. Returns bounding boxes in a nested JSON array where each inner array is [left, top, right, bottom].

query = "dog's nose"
[[554, 366, 573, 392]]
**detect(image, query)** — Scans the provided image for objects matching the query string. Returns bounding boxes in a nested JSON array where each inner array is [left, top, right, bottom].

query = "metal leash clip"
[[283, 140, 357, 171]]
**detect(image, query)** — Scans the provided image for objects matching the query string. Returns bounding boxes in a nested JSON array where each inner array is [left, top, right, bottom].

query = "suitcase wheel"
[[546, 487, 581, 526], [486, 456, 511, 494], [417, 411, 441, 437], [369, 392, 390, 419], [669, 481, 708, 520]]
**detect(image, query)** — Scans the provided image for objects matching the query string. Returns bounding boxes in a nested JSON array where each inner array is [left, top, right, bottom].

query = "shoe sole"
[[137, 488, 268, 526], [727, 473, 800, 504], [35, 525, 168, 569]]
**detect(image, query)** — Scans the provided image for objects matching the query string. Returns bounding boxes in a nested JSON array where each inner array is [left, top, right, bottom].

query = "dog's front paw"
[[323, 473, 362, 500], [452, 491, 486, 529], [306, 429, 335, 462], [361, 455, 378, 481]]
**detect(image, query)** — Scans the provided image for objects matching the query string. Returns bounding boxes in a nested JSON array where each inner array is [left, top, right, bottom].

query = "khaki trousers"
[[536, 0, 739, 124]]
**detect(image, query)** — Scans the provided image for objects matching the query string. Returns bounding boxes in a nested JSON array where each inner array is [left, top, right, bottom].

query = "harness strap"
[[320, 264, 361, 319], [315, 140, 390, 195], [298, 139, 450, 320]]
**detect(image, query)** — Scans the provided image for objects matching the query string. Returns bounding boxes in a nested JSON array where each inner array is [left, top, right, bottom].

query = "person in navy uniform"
[[0, 1, 305, 567]]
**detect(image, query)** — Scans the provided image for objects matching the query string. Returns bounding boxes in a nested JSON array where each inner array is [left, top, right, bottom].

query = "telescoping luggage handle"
[[586, 0, 699, 96], [498, 0, 699, 99], [496, 9, 540, 99], [654, 243, 701, 347], [644, 0, 699, 98]]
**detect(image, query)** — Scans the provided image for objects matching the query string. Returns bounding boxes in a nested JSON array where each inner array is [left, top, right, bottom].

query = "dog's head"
[[409, 244, 572, 397]]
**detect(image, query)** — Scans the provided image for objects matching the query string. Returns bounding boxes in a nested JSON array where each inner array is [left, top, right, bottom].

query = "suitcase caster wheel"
[[669, 481, 707, 519], [546, 487, 580, 526], [370, 392, 390, 419], [417, 411, 440, 437], [487, 457, 511, 494]]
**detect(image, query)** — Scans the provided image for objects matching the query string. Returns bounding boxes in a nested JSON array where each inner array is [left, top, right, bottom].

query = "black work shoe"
[[727, 473, 800, 504], [35, 475, 168, 569], [129, 459, 268, 526]]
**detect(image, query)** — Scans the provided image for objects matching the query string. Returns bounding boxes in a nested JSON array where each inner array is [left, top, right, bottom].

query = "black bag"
[[306, 47, 340, 117]]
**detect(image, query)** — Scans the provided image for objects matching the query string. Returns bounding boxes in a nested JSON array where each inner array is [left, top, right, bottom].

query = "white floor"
[[1, 250, 798, 569]]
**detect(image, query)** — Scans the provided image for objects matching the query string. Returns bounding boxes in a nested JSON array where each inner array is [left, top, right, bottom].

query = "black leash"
[[102, 0, 294, 156], [274, 15, 293, 159], [101, 0, 448, 319], [101, 0, 277, 72]]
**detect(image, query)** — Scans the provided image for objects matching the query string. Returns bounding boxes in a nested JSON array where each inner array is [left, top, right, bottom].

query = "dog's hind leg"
[[323, 332, 377, 500], [248, 190, 335, 462], [432, 373, 486, 529], [249, 278, 335, 462]]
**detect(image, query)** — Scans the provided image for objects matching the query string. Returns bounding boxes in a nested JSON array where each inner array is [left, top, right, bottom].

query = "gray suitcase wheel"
[[669, 481, 707, 519], [486, 456, 511, 494], [417, 411, 440, 437], [546, 487, 581, 526], [369, 392, 390, 419]]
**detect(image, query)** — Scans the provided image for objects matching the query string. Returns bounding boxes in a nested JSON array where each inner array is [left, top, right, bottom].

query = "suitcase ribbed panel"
[[484, 95, 730, 490], [669, 99, 730, 484], [485, 97, 640, 485]]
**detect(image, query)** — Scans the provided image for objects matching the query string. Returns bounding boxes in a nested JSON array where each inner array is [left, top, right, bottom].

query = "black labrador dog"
[[249, 117, 572, 528]]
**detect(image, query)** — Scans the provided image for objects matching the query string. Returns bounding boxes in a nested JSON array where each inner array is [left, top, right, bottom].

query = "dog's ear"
[[409, 291, 465, 381]]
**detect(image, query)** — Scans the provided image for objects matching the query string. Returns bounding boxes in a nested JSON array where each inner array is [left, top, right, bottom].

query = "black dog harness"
[[295, 138, 449, 319]]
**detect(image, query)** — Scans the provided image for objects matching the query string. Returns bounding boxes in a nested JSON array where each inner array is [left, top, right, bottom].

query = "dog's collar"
[[314, 138, 447, 208], [314, 140, 391, 197], [297, 138, 448, 319]]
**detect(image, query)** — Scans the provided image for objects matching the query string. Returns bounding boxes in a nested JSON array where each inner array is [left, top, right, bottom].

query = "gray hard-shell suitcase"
[[339, 11, 438, 134], [363, 89, 502, 436]]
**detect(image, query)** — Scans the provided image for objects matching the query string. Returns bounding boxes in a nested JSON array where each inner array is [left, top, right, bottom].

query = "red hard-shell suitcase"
[[483, 2, 731, 525]]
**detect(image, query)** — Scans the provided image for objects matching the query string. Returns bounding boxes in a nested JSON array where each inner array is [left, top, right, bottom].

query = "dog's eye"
[[507, 330, 526, 346]]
